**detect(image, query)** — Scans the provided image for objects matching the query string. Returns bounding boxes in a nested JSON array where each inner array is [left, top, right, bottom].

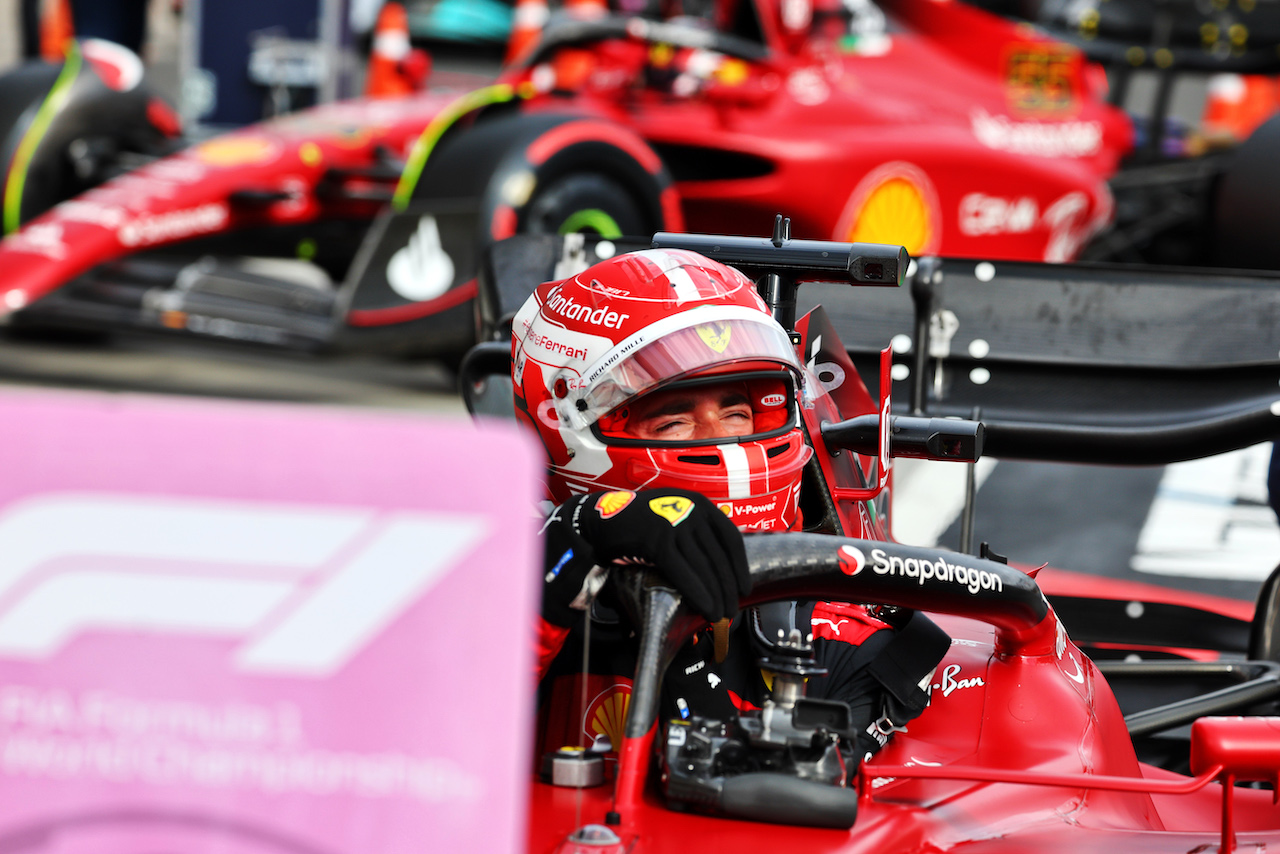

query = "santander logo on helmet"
[[544, 288, 630, 329], [512, 248, 812, 534]]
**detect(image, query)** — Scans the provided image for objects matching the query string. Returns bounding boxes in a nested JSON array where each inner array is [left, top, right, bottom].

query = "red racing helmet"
[[512, 248, 812, 532]]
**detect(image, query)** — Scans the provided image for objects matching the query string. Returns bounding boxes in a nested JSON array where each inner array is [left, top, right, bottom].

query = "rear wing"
[[802, 256, 1280, 465]]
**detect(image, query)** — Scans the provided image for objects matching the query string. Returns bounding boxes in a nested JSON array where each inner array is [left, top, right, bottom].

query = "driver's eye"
[[653, 418, 692, 435]]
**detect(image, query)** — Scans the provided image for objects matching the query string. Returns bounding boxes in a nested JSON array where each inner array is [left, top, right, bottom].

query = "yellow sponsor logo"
[[596, 490, 636, 519], [299, 141, 324, 167], [696, 322, 732, 354], [649, 495, 694, 526], [194, 137, 280, 167], [716, 59, 749, 86], [584, 685, 631, 751], [847, 176, 933, 255]]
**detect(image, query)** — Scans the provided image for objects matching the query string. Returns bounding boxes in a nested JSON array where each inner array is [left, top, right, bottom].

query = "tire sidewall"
[[416, 112, 678, 244]]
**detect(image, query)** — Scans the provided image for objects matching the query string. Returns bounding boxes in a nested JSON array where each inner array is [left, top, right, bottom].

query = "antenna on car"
[[651, 214, 908, 333], [772, 213, 790, 247]]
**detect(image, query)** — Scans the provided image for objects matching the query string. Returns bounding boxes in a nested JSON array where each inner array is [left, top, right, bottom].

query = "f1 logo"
[[0, 494, 490, 677]]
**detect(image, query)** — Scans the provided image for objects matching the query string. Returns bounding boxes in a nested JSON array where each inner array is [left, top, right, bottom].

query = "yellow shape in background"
[[588, 689, 630, 750], [847, 176, 933, 256], [194, 136, 279, 167]]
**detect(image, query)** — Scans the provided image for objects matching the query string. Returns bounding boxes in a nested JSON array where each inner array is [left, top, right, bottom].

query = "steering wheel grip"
[[718, 773, 859, 829]]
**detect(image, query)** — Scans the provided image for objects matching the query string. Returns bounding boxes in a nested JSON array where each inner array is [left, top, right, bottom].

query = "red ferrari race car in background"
[[0, 0, 1136, 360], [964, 0, 1280, 269], [456, 224, 1280, 853]]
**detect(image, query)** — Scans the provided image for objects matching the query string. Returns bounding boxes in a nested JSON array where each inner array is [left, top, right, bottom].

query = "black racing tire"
[[1212, 114, 1280, 270], [349, 112, 676, 359], [0, 46, 177, 232], [1249, 560, 1280, 662], [521, 171, 648, 238], [412, 111, 677, 245]]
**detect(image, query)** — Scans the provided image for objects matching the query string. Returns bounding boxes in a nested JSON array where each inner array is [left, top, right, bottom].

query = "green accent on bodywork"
[[4, 43, 83, 234], [296, 237, 317, 261], [392, 83, 520, 212], [558, 208, 622, 238]]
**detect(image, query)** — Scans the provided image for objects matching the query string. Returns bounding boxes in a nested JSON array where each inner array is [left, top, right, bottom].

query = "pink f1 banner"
[[0, 387, 542, 854]]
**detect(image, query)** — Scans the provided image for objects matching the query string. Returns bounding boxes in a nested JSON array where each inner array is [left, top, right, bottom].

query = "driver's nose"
[[690, 402, 752, 440]]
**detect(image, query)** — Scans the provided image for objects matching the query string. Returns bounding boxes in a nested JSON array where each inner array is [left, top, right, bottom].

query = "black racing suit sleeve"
[[805, 611, 951, 759]]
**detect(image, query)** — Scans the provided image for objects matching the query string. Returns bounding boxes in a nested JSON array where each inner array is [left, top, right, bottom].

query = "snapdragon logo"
[[870, 548, 1002, 595]]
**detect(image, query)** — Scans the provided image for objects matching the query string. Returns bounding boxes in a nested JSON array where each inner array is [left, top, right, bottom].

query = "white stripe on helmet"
[[720, 444, 751, 499]]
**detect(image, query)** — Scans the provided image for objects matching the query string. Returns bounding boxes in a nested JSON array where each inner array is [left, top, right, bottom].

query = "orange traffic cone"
[[505, 0, 549, 67], [1201, 73, 1279, 143], [40, 0, 74, 62], [365, 1, 428, 97]]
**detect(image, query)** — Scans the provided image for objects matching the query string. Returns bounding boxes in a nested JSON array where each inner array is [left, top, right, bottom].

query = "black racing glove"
[[540, 489, 750, 626]]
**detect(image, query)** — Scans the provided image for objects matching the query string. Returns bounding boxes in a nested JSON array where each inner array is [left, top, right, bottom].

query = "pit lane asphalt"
[[0, 330, 468, 414]]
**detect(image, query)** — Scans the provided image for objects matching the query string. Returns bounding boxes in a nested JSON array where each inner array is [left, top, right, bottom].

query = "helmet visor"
[[595, 370, 801, 447], [558, 308, 800, 431]]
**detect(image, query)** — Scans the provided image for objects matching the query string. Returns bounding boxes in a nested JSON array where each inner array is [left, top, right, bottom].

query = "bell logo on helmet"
[[596, 491, 635, 519], [648, 496, 695, 526], [838, 545, 867, 576], [513, 248, 810, 526], [695, 322, 732, 354]]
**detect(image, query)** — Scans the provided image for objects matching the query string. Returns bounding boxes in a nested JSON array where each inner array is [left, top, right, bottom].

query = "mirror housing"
[[822, 415, 985, 463]]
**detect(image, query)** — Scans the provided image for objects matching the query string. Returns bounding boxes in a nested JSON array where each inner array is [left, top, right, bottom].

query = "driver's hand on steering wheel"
[[541, 489, 750, 626]]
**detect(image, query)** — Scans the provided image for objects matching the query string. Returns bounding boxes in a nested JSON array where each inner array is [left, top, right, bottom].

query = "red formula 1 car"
[[0, 0, 1135, 359], [457, 222, 1280, 853]]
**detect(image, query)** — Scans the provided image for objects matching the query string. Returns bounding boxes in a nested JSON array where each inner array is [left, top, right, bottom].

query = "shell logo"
[[596, 490, 635, 519], [583, 685, 631, 751], [839, 162, 941, 257]]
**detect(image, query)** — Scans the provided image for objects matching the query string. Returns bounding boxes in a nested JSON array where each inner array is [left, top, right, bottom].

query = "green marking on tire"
[[558, 208, 622, 238], [392, 83, 521, 212], [4, 42, 83, 234]]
